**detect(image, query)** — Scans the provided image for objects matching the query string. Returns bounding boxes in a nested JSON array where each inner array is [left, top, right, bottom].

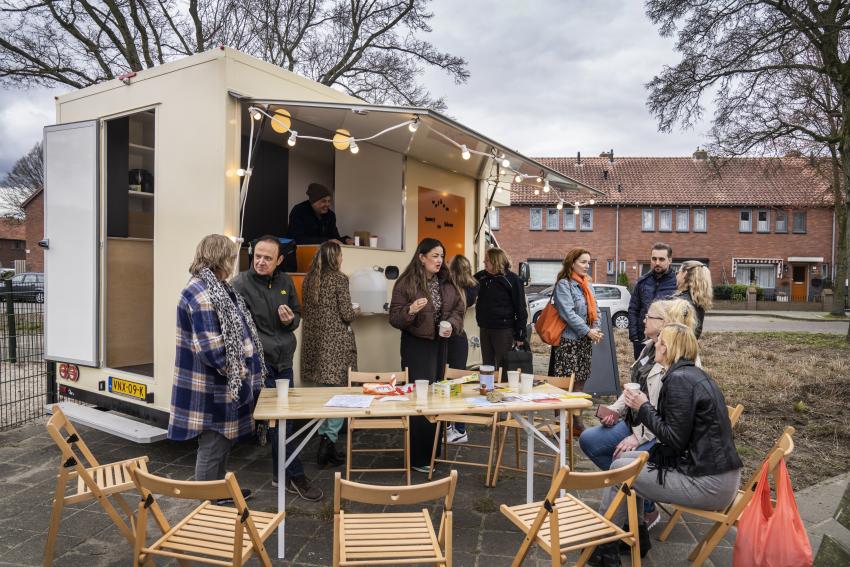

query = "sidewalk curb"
[[707, 311, 849, 322]]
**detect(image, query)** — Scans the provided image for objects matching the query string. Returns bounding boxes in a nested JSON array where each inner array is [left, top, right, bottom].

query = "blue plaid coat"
[[167, 277, 263, 442]]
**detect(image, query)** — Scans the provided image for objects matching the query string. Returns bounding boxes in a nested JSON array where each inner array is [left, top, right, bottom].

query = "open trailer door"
[[43, 120, 100, 367]]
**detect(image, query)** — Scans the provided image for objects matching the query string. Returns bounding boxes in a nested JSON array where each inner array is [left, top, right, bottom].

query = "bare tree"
[[645, 0, 850, 336], [1, 142, 42, 219], [0, 0, 468, 110]]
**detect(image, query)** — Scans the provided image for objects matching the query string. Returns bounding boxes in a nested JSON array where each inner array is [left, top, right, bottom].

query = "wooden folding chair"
[[429, 366, 502, 486], [502, 453, 649, 567], [125, 464, 285, 567], [333, 470, 458, 566], [347, 368, 411, 484], [43, 404, 150, 567], [491, 373, 576, 486], [657, 425, 795, 567]]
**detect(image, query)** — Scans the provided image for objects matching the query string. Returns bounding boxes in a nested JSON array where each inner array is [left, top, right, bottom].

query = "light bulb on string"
[[461, 145, 471, 160], [408, 118, 419, 132], [556, 199, 564, 210], [543, 180, 551, 193], [236, 168, 246, 177], [249, 107, 262, 121], [287, 131, 298, 147], [573, 207, 580, 215], [349, 139, 359, 154], [536, 176, 543, 183], [589, 199, 595, 205], [534, 188, 540, 196], [501, 157, 510, 168], [514, 173, 523, 183]]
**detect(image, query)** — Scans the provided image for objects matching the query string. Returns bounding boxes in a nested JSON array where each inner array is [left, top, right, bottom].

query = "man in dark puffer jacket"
[[627, 243, 677, 359]]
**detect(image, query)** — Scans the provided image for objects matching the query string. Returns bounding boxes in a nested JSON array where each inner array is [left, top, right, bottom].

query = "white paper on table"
[[324, 395, 375, 408], [467, 396, 499, 406], [378, 396, 410, 402], [501, 394, 531, 403]]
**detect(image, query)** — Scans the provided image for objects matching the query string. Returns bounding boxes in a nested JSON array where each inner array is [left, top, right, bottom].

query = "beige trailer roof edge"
[[242, 98, 603, 196]]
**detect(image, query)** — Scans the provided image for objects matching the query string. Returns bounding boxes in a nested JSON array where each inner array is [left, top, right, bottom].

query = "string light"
[[556, 199, 564, 210], [287, 130, 297, 147], [543, 179, 551, 193], [536, 176, 543, 183], [589, 198, 595, 205], [461, 145, 471, 160], [236, 168, 246, 176], [249, 106, 263, 121], [514, 173, 523, 183], [534, 188, 540, 196], [349, 139, 359, 154], [501, 157, 510, 168], [573, 207, 580, 215], [408, 117, 420, 132]]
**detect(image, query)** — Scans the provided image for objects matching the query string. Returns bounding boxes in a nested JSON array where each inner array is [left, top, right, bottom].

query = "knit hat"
[[307, 183, 332, 203]]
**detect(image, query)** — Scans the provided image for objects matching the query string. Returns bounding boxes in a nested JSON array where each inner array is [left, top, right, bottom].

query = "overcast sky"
[[0, 0, 707, 178]]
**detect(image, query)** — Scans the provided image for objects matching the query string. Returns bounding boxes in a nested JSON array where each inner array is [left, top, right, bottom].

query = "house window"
[[792, 211, 807, 233], [12, 240, 25, 250], [641, 209, 654, 231], [693, 208, 707, 232], [736, 265, 776, 288], [563, 210, 577, 231], [619, 260, 627, 274], [757, 209, 769, 232], [659, 209, 673, 232], [606, 260, 615, 275], [529, 208, 542, 230], [488, 207, 500, 230], [546, 208, 560, 230], [580, 208, 593, 231], [775, 210, 787, 233], [739, 209, 752, 232], [676, 209, 689, 232]]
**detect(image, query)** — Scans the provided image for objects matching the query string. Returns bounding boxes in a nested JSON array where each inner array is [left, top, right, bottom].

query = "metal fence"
[[0, 279, 48, 431]]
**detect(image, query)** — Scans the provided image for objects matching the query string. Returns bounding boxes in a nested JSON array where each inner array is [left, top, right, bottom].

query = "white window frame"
[[488, 207, 500, 230], [775, 210, 787, 233], [739, 209, 752, 232], [659, 208, 673, 232], [579, 208, 593, 231], [546, 208, 560, 231], [606, 260, 615, 275], [792, 210, 807, 233], [694, 208, 707, 232], [619, 260, 627, 274], [563, 209, 577, 231], [642, 208, 655, 231], [757, 209, 770, 233], [676, 208, 689, 232], [529, 208, 542, 231]]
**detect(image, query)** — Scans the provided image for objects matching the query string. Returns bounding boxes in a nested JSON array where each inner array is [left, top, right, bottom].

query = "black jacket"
[[677, 290, 705, 338], [286, 200, 346, 244], [232, 267, 301, 372], [474, 270, 527, 340], [627, 268, 678, 342], [637, 359, 742, 482]]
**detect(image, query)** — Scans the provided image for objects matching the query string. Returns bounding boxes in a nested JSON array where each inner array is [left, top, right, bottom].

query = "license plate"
[[109, 377, 147, 401]]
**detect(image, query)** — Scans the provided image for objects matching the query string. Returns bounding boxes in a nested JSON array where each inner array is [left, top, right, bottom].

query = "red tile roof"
[[513, 156, 833, 207]]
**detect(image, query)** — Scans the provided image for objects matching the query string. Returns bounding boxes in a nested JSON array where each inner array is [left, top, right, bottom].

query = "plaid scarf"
[[197, 268, 267, 401]]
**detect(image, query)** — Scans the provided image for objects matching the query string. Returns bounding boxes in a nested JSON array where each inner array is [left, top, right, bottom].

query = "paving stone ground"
[[0, 415, 754, 567]]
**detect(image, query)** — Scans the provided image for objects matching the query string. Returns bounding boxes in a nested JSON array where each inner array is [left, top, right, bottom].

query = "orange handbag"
[[534, 296, 566, 346], [733, 457, 813, 567]]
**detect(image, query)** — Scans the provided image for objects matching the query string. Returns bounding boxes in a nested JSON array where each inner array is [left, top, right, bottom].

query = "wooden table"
[[253, 383, 592, 559]]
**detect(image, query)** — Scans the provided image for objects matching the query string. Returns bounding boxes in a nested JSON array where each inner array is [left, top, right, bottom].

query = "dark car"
[[1, 272, 44, 303]]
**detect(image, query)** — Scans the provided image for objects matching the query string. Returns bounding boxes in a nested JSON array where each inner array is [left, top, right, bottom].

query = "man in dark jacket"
[[232, 235, 322, 501], [286, 183, 353, 245], [627, 243, 678, 359]]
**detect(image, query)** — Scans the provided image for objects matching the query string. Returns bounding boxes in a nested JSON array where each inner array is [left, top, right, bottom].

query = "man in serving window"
[[286, 183, 354, 245]]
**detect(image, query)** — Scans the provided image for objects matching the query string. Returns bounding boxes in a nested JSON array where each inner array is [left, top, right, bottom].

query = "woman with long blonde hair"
[[674, 260, 713, 338], [444, 254, 479, 443]]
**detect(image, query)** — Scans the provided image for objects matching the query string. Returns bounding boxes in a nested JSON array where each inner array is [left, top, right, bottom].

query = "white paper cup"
[[354, 236, 360, 246], [352, 302, 360, 310], [369, 236, 378, 248], [275, 379, 290, 400], [439, 320, 451, 337], [624, 382, 641, 392], [520, 374, 534, 394], [507, 371, 520, 391], [415, 380, 430, 402]]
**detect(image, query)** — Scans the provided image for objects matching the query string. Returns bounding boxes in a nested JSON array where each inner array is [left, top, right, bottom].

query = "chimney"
[[617, 183, 623, 192], [603, 170, 609, 180], [784, 150, 803, 157], [576, 151, 582, 166], [599, 149, 615, 163], [692, 147, 709, 160]]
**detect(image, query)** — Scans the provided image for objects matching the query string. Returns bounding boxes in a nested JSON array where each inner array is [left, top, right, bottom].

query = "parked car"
[[528, 283, 631, 330], [0, 272, 44, 303]]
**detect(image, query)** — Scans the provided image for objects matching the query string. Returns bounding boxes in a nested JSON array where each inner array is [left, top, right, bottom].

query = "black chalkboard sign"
[[584, 307, 621, 396]]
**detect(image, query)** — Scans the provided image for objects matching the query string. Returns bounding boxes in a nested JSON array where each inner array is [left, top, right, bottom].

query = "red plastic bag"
[[733, 457, 813, 567]]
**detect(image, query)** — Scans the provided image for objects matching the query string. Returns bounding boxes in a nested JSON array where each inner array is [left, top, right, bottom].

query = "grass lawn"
[[535, 330, 850, 489]]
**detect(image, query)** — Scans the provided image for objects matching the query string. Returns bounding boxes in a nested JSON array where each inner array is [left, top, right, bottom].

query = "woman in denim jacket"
[[551, 248, 603, 394]]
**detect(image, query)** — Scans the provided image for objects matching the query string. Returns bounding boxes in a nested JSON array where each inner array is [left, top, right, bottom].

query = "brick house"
[[0, 211, 26, 269], [21, 189, 44, 273], [493, 152, 836, 301]]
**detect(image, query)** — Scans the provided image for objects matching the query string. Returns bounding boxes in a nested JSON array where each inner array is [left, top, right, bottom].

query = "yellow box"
[[433, 373, 478, 398]]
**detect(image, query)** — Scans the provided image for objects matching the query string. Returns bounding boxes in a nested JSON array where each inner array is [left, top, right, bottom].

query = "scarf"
[[197, 268, 267, 402], [570, 273, 598, 326]]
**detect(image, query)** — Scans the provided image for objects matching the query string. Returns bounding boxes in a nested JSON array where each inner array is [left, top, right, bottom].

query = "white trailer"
[[43, 47, 597, 439]]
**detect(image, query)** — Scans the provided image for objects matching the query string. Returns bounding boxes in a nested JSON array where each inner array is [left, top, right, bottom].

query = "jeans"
[[580, 420, 657, 512], [447, 332, 469, 434], [318, 418, 345, 443], [265, 367, 305, 479], [195, 430, 233, 481]]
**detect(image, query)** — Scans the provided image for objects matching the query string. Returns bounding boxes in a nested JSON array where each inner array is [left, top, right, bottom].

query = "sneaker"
[[446, 427, 468, 444], [271, 479, 278, 488], [645, 508, 661, 531], [412, 464, 432, 474], [285, 476, 323, 502], [214, 488, 253, 506]]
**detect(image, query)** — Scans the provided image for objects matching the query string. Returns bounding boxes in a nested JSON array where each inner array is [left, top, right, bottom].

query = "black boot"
[[587, 543, 621, 567], [317, 435, 330, 467], [318, 435, 345, 468], [619, 523, 651, 557]]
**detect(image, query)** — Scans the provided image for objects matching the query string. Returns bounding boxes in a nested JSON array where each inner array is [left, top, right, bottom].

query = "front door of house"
[[791, 265, 808, 301]]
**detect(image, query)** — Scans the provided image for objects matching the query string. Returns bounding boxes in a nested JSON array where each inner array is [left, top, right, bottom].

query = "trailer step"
[[46, 402, 168, 444]]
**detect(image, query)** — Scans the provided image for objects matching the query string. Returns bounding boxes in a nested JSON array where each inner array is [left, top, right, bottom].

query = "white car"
[[528, 284, 632, 330]]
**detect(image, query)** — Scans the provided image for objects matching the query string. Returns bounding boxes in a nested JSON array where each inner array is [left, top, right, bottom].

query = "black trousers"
[[447, 332, 468, 370], [401, 332, 447, 467], [480, 327, 515, 369]]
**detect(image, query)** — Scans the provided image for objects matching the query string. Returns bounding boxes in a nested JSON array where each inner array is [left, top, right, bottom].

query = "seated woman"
[[589, 323, 742, 567]]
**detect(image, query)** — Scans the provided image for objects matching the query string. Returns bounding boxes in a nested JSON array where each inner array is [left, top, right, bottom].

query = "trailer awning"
[[238, 97, 602, 198]]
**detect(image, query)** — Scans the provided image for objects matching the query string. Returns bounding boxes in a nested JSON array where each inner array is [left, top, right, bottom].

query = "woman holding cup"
[[301, 240, 360, 467], [389, 238, 465, 474]]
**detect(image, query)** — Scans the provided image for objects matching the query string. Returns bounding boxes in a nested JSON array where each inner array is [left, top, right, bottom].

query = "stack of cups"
[[415, 380, 430, 404], [507, 370, 520, 391], [519, 373, 534, 395], [276, 379, 290, 400]]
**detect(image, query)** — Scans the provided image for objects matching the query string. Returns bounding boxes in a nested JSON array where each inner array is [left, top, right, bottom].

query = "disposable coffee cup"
[[439, 320, 452, 337], [520, 373, 534, 395], [624, 383, 641, 392], [354, 236, 360, 246], [275, 379, 290, 400], [415, 380, 430, 402], [369, 236, 378, 248], [507, 371, 520, 391], [352, 302, 360, 310]]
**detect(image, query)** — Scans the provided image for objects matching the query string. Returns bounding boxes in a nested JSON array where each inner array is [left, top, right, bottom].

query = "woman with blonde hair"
[[168, 234, 265, 499], [474, 247, 528, 370], [589, 323, 742, 565], [301, 240, 359, 467], [674, 260, 713, 338], [445, 254, 479, 443]]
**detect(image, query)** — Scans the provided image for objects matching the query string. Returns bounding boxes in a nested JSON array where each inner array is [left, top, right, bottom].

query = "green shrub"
[[714, 284, 763, 300], [617, 272, 630, 289]]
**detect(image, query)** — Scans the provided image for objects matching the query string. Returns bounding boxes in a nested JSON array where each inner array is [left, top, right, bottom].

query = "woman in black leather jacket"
[[589, 323, 742, 567]]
